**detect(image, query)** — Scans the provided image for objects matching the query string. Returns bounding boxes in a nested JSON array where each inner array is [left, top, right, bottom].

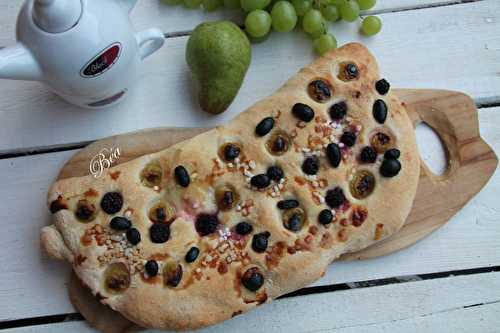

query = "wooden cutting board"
[[58, 89, 497, 333]]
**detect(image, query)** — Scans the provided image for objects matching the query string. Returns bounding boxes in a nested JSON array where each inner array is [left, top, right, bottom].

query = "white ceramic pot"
[[0, 0, 165, 109]]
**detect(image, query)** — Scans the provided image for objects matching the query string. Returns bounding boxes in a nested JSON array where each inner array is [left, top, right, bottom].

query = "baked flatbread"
[[41, 43, 419, 331]]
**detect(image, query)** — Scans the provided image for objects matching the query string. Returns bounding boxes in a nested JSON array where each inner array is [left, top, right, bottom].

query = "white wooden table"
[[0, 1, 499, 332]]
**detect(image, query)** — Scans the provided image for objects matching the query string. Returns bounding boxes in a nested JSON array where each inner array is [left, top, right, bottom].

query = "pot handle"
[[135, 28, 165, 61]]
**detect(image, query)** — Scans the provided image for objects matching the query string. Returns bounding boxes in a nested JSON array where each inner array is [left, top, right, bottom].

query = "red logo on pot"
[[81, 43, 122, 78]]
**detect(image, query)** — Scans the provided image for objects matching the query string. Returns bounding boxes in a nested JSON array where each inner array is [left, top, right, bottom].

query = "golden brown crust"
[[42, 43, 419, 331]]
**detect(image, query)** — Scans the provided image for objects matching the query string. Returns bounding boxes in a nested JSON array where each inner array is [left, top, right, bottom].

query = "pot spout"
[[0, 44, 42, 81]]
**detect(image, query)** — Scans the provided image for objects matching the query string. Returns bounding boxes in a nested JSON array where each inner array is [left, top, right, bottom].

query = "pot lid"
[[32, 0, 82, 33]]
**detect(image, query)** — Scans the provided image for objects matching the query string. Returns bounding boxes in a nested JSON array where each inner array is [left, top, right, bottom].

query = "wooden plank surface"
[[0, 106, 498, 322], [7, 272, 500, 333], [0, 0, 498, 330], [60, 89, 498, 333], [0, 1, 499, 152], [129, 0, 473, 35], [0, 1, 471, 45]]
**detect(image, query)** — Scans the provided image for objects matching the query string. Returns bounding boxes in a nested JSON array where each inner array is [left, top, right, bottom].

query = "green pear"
[[186, 21, 251, 114]]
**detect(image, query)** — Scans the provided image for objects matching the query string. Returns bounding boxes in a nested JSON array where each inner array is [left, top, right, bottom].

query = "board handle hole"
[[416, 122, 448, 176]]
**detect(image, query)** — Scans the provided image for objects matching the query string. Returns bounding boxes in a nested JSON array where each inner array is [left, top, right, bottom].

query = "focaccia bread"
[[41, 43, 419, 331]]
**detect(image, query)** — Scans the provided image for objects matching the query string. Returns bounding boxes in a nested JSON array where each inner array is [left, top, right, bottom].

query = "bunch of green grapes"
[[160, 0, 382, 55]]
